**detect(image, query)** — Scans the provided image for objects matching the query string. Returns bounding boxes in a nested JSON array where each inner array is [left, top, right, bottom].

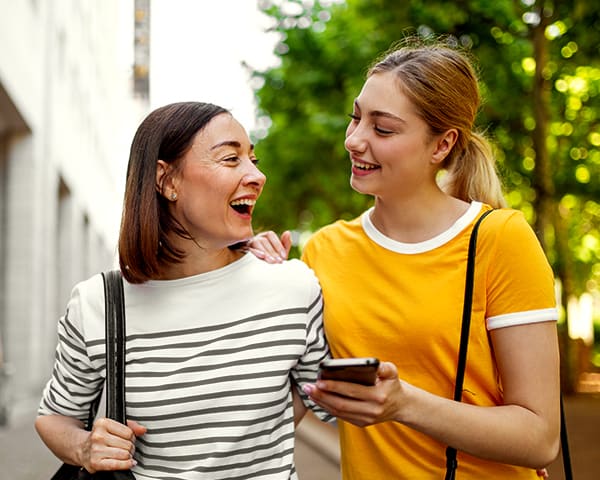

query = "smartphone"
[[318, 357, 380, 386]]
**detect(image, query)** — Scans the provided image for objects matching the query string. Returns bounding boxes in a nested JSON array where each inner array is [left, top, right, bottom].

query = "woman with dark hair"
[[35, 102, 330, 479], [250, 39, 560, 479]]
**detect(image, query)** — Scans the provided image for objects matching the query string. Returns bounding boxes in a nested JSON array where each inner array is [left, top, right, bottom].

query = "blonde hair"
[[368, 38, 506, 208]]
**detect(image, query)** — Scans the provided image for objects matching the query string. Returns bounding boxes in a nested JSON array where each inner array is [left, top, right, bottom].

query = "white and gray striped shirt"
[[39, 254, 331, 479]]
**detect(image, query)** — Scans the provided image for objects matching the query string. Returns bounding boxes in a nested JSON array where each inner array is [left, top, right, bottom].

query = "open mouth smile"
[[230, 198, 256, 215], [353, 161, 380, 171]]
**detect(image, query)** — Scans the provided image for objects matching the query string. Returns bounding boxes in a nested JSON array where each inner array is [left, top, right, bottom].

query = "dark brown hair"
[[369, 38, 506, 208], [118, 101, 229, 283]]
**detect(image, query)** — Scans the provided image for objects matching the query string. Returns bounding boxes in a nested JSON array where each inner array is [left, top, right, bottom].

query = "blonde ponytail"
[[439, 132, 507, 208]]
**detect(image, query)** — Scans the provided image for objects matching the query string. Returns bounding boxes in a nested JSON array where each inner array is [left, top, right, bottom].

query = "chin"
[[350, 178, 371, 196]]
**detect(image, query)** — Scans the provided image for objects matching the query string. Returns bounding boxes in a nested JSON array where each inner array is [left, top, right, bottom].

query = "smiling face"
[[344, 72, 453, 201], [159, 113, 266, 251]]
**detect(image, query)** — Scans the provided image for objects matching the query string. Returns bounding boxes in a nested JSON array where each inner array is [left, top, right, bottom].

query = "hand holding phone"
[[318, 357, 380, 386]]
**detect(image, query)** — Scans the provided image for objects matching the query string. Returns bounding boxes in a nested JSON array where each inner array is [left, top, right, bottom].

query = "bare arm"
[[35, 414, 145, 473], [303, 321, 560, 469]]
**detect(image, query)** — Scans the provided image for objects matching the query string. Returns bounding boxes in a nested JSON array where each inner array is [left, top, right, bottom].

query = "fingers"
[[248, 231, 291, 263], [302, 361, 401, 427], [84, 418, 139, 473], [303, 383, 383, 427]]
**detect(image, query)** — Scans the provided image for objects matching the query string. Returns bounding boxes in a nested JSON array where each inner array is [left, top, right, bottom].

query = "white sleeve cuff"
[[487, 307, 559, 330]]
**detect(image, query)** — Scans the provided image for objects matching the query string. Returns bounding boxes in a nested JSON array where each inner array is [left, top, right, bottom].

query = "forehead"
[[192, 113, 250, 150], [357, 72, 414, 113]]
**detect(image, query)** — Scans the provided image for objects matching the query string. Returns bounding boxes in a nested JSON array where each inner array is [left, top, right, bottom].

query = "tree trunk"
[[530, 3, 576, 392]]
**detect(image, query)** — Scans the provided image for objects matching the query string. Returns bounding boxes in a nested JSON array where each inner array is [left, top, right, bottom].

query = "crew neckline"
[[142, 252, 255, 287], [361, 201, 483, 254]]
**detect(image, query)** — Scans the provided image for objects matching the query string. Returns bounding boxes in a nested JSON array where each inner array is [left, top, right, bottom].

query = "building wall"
[[0, 0, 147, 423]]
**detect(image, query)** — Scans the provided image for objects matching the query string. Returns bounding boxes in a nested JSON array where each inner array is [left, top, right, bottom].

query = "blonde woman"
[[250, 40, 560, 479]]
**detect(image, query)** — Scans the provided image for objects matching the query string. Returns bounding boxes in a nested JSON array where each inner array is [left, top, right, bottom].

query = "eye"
[[374, 126, 394, 135], [348, 113, 360, 122], [223, 156, 240, 164], [251, 157, 260, 165]]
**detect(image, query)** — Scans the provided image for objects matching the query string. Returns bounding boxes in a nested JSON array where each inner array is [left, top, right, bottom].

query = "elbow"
[[34, 415, 51, 448], [542, 436, 561, 469], [529, 431, 561, 469], [34, 414, 45, 436]]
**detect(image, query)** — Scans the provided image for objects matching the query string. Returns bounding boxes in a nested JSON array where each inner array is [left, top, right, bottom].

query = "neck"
[[370, 193, 469, 243], [159, 246, 244, 280]]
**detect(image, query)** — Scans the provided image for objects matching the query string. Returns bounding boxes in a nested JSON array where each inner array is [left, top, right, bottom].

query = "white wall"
[[0, 0, 147, 423]]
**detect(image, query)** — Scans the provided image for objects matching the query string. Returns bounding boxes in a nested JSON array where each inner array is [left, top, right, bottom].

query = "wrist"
[[73, 429, 92, 468], [394, 380, 420, 425]]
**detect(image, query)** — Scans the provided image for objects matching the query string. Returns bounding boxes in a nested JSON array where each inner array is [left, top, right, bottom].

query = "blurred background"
[[0, 0, 598, 478]]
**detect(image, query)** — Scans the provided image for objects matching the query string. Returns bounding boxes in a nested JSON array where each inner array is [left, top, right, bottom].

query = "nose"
[[344, 121, 367, 153], [242, 159, 266, 189]]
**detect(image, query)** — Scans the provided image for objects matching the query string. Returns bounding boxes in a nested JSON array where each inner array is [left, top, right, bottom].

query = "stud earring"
[[170, 192, 177, 201]]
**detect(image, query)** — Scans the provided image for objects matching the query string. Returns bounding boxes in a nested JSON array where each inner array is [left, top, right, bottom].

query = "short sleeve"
[[484, 210, 558, 330]]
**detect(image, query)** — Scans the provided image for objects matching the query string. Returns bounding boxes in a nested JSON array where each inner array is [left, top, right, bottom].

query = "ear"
[[431, 129, 458, 164], [156, 160, 177, 200]]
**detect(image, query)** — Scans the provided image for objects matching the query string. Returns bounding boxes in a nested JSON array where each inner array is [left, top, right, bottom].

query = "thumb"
[[377, 361, 398, 380], [127, 419, 147, 436], [281, 230, 293, 258]]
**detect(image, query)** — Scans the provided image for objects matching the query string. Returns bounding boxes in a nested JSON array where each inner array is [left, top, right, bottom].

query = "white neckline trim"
[[361, 202, 483, 254], [142, 252, 254, 287]]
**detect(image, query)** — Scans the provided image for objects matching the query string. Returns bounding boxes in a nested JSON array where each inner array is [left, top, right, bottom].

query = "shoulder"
[[305, 215, 363, 250], [481, 207, 529, 228], [478, 207, 540, 247], [245, 254, 319, 286], [478, 207, 553, 282], [62, 272, 107, 339], [69, 273, 105, 309]]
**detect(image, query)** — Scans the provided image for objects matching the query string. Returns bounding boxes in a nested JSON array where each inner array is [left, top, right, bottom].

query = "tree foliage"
[[250, 0, 600, 306]]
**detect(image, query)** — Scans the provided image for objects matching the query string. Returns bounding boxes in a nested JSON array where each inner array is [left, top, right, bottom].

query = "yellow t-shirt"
[[301, 202, 557, 480]]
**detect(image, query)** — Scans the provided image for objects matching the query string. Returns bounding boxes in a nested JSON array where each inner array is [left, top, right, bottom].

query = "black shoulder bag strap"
[[102, 270, 127, 425], [51, 271, 132, 480], [444, 210, 573, 480], [444, 209, 494, 480], [560, 389, 573, 479]]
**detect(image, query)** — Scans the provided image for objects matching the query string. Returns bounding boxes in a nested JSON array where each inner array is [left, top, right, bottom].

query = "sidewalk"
[[0, 418, 61, 478], [546, 393, 600, 480], [1, 393, 598, 479]]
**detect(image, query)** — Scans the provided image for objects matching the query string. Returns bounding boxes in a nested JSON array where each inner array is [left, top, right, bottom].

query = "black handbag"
[[444, 210, 573, 480], [51, 270, 135, 480]]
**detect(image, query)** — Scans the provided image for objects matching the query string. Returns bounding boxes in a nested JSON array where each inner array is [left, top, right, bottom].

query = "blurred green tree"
[[250, 0, 600, 388]]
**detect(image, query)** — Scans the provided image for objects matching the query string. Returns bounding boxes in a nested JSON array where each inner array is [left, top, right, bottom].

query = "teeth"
[[354, 161, 379, 170], [230, 198, 256, 206]]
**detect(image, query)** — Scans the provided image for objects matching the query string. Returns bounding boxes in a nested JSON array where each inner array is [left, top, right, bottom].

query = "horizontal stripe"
[[86, 307, 313, 348], [38, 256, 330, 479]]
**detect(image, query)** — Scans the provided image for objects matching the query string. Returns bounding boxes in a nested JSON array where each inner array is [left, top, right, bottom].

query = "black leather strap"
[[444, 210, 573, 479], [102, 270, 127, 425], [444, 209, 494, 480], [560, 395, 573, 479]]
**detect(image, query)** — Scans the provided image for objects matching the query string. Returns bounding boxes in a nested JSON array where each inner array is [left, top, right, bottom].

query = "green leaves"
[[251, 0, 600, 298]]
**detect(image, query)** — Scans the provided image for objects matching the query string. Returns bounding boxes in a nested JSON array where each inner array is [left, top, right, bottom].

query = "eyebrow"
[[210, 140, 255, 151], [354, 99, 405, 123]]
